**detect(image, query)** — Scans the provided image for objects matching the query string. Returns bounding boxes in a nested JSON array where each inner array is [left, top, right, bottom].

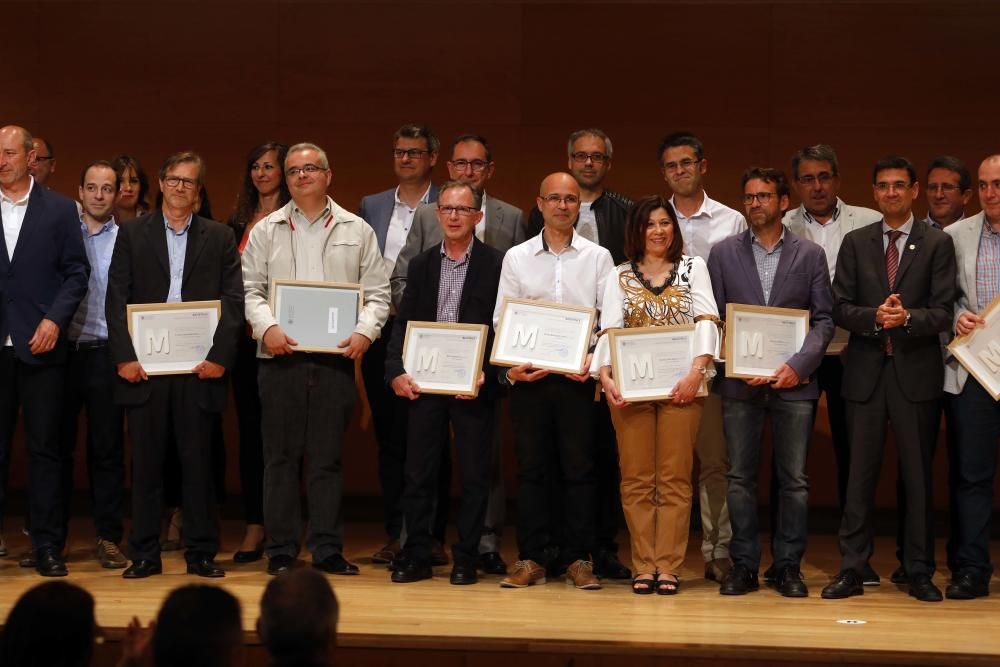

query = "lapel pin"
[[908, 244, 916, 250]]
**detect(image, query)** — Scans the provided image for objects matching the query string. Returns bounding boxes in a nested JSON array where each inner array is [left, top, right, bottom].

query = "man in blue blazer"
[[0, 125, 90, 575], [707, 167, 834, 597], [358, 124, 441, 566]]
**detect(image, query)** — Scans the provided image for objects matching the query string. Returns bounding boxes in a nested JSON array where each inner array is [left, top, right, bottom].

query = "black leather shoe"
[[478, 551, 508, 575], [821, 569, 863, 599], [19, 550, 36, 568], [945, 571, 990, 600], [908, 573, 942, 602], [35, 548, 68, 577], [861, 562, 880, 586], [391, 559, 432, 583], [314, 553, 359, 575], [233, 548, 264, 564], [719, 564, 759, 595], [889, 566, 908, 584], [267, 554, 296, 575], [450, 562, 478, 585], [187, 557, 225, 578], [593, 550, 632, 580], [122, 559, 162, 579], [774, 565, 808, 598]]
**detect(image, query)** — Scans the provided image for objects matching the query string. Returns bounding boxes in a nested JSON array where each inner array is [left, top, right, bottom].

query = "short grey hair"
[[791, 144, 839, 180], [438, 179, 482, 209], [567, 128, 613, 159], [286, 142, 330, 170]]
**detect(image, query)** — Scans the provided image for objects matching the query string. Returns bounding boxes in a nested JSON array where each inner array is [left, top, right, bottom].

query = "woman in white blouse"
[[592, 195, 719, 594]]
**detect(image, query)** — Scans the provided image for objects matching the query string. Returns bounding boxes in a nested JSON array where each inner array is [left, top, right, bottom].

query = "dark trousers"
[[402, 394, 494, 565], [839, 358, 938, 577], [232, 334, 264, 524], [510, 376, 596, 565], [260, 354, 355, 562], [723, 390, 814, 572], [59, 344, 124, 542], [126, 374, 219, 563], [0, 348, 65, 550], [163, 414, 226, 508], [950, 378, 1000, 578]]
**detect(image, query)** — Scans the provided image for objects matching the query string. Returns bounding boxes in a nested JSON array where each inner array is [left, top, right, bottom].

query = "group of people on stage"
[[1, 121, 998, 604]]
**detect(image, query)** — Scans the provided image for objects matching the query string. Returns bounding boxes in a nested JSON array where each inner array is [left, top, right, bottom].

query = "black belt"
[[72, 339, 108, 351]]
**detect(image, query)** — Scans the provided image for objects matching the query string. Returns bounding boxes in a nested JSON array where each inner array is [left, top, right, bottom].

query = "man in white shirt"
[[658, 131, 745, 582], [495, 172, 613, 591], [924, 156, 971, 230]]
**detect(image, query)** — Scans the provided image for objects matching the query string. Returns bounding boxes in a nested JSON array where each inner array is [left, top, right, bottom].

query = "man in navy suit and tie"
[[707, 167, 834, 598], [0, 125, 90, 575], [358, 124, 442, 565]]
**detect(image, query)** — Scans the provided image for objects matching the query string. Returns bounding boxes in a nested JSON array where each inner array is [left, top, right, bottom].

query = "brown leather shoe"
[[499, 560, 546, 588], [566, 559, 602, 590], [96, 538, 128, 569], [371, 540, 401, 565], [704, 558, 733, 582]]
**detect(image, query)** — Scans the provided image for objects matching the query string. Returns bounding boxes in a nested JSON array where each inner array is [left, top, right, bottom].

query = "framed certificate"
[[724, 303, 809, 379], [948, 294, 1000, 400], [609, 324, 708, 401], [402, 322, 488, 397], [270, 279, 362, 354], [491, 298, 596, 374], [127, 300, 221, 375]]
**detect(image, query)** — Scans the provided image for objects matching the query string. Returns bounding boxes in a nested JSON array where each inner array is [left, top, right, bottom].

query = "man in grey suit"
[[391, 133, 525, 576], [358, 124, 441, 565], [708, 167, 834, 597], [942, 155, 1000, 600]]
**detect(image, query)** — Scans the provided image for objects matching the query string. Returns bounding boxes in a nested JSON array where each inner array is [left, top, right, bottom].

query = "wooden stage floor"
[[1, 520, 998, 666]]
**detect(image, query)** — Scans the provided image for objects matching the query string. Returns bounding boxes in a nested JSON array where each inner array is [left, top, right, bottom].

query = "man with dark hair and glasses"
[[106, 151, 244, 580], [657, 130, 746, 584], [822, 156, 955, 603], [707, 168, 833, 597], [28, 137, 56, 187], [386, 180, 504, 585], [242, 142, 390, 577], [358, 124, 443, 567], [924, 156, 972, 230], [782, 143, 882, 586], [391, 133, 525, 576]]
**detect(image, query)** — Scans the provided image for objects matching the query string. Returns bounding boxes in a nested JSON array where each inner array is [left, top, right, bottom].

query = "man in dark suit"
[[822, 156, 956, 602], [0, 125, 89, 575], [106, 151, 243, 579], [707, 167, 834, 597], [386, 180, 504, 585], [358, 124, 442, 565]]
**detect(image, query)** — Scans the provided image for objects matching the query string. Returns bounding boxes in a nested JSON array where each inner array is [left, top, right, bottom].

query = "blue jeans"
[[723, 390, 815, 572]]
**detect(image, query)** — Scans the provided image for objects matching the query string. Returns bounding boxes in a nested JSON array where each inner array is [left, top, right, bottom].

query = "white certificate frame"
[[724, 303, 809, 380], [948, 294, 1000, 401], [609, 324, 709, 401], [402, 321, 488, 397], [490, 298, 596, 374], [270, 279, 363, 354], [126, 300, 221, 375]]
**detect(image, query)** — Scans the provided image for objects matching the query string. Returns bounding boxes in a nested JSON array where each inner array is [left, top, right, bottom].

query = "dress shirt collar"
[[750, 225, 785, 251], [669, 191, 718, 220], [923, 212, 964, 229], [292, 197, 333, 226], [81, 216, 117, 236], [439, 236, 474, 260], [0, 176, 34, 205], [394, 184, 432, 208], [163, 213, 193, 235], [537, 228, 583, 255], [882, 215, 914, 237], [801, 197, 843, 224]]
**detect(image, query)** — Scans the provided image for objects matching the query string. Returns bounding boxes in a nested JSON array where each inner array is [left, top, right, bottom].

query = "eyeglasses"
[[875, 181, 912, 193], [450, 159, 489, 173], [570, 152, 608, 165], [30, 155, 54, 164], [927, 183, 961, 194], [285, 164, 328, 178], [743, 192, 777, 205], [438, 205, 478, 217], [540, 194, 580, 205], [393, 148, 430, 159], [797, 173, 834, 186], [163, 176, 198, 190], [662, 158, 701, 172]]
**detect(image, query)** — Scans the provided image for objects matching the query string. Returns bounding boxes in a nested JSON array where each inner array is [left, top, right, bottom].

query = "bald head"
[[0, 126, 36, 191], [537, 172, 581, 232], [978, 155, 1000, 224]]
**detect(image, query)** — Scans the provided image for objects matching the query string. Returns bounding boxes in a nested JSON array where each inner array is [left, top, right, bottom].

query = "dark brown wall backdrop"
[[4, 1, 999, 509]]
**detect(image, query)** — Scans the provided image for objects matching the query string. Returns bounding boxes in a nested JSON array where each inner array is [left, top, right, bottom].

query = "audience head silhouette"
[[0, 581, 98, 667], [258, 569, 339, 667]]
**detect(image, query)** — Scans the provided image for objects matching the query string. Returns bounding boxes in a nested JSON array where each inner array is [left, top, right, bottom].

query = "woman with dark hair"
[[0, 581, 99, 667], [227, 142, 290, 562], [591, 195, 719, 595], [111, 154, 150, 221]]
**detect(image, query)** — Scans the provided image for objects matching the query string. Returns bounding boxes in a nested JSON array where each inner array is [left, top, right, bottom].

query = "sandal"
[[656, 574, 680, 595], [632, 574, 656, 595]]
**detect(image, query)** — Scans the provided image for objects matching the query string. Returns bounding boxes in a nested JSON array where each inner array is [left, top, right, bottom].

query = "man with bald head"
[[0, 125, 89, 575], [942, 154, 1000, 600], [495, 172, 613, 590], [28, 138, 56, 187]]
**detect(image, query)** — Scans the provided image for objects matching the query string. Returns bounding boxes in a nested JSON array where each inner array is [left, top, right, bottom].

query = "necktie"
[[884, 230, 902, 354]]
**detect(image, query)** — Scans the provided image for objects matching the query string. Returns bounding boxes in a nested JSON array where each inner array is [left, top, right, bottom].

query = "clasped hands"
[[875, 293, 908, 330]]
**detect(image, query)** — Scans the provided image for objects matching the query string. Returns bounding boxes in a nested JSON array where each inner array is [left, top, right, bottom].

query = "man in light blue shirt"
[[61, 160, 126, 569]]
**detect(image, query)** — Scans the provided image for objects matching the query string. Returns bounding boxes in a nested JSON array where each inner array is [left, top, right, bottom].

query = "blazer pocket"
[[324, 239, 361, 278], [780, 272, 810, 305]]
